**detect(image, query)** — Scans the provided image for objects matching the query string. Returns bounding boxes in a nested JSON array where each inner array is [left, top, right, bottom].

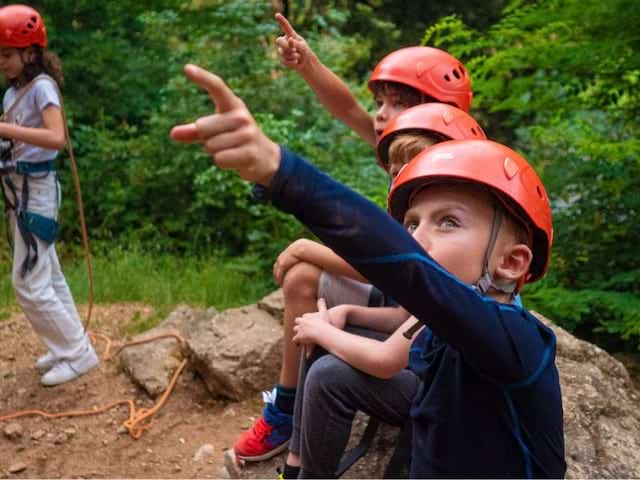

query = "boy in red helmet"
[[275, 14, 472, 146], [228, 15, 478, 462], [0, 4, 98, 386], [171, 65, 565, 478]]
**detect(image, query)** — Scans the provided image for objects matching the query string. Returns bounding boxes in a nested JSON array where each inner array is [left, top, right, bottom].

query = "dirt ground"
[[3, 305, 640, 479], [0, 304, 263, 479]]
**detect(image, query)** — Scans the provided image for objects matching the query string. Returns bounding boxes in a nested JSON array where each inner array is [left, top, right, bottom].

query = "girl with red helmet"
[[0, 4, 98, 386], [171, 66, 565, 478]]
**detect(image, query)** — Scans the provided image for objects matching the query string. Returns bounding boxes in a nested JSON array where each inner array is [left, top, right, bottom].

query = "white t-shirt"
[[2, 75, 61, 165]]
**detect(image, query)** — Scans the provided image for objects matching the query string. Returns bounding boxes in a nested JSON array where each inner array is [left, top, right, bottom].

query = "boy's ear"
[[494, 243, 533, 285]]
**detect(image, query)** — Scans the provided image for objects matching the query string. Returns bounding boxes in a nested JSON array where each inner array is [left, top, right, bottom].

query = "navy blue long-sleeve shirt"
[[263, 147, 565, 478]]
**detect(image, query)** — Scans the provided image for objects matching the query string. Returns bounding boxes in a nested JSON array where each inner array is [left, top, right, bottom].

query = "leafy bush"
[[28, 0, 387, 260]]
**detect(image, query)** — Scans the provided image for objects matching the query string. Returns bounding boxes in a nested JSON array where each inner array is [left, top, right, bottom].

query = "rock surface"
[[185, 304, 283, 400], [120, 305, 215, 397], [534, 313, 640, 479]]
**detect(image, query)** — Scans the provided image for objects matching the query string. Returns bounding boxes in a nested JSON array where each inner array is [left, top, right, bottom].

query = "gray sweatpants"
[[290, 326, 419, 478]]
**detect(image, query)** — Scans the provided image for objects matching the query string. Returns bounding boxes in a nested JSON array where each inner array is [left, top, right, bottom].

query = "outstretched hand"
[[275, 13, 315, 71], [170, 64, 281, 186]]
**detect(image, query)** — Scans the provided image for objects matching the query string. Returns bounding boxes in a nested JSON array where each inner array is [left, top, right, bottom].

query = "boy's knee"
[[306, 355, 354, 395], [283, 262, 322, 298]]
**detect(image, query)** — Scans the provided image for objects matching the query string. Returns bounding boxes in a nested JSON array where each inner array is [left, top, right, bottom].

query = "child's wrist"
[[298, 52, 321, 77]]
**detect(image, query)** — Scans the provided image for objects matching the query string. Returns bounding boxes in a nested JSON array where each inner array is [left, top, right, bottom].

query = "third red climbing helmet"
[[368, 47, 472, 113]]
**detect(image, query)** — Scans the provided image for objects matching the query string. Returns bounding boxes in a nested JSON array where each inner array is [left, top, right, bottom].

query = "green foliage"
[[425, 0, 640, 349], [525, 282, 640, 350], [18, 1, 387, 261]]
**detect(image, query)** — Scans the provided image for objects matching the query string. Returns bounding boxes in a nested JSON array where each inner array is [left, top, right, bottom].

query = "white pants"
[[3, 171, 89, 361]]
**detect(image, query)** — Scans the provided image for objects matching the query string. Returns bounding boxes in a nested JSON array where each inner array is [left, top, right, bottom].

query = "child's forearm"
[[0, 106, 65, 151], [0, 123, 65, 151], [346, 305, 409, 334], [298, 58, 376, 146]]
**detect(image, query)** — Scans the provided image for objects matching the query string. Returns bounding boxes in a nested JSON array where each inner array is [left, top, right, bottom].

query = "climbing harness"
[[0, 75, 94, 331]]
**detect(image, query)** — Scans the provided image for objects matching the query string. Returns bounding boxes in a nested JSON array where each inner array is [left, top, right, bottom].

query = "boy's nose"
[[376, 104, 389, 122], [413, 228, 431, 253], [375, 107, 390, 134]]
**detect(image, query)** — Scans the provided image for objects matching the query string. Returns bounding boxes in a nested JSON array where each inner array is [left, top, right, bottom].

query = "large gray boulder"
[[184, 304, 283, 401], [120, 305, 215, 397], [257, 288, 285, 323]]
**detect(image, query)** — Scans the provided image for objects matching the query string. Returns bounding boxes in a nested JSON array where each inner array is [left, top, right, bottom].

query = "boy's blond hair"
[[387, 133, 445, 169]]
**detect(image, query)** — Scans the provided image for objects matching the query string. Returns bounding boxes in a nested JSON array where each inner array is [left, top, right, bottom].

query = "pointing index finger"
[[275, 13, 298, 38], [183, 64, 243, 113]]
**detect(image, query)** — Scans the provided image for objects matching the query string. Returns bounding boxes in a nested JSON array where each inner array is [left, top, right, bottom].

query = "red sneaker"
[[234, 389, 293, 461]]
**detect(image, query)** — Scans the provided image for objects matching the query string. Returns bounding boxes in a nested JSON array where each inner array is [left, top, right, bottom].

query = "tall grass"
[[0, 246, 274, 327]]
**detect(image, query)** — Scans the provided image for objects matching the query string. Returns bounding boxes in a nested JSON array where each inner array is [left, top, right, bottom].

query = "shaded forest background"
[[1, 0, 638, 352]]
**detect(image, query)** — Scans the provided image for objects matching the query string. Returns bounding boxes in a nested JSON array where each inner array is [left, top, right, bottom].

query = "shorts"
[[317, 271, 386, 308]]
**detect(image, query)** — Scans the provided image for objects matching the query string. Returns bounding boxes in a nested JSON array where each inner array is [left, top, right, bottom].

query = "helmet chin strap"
[[474, 202, 516, 297]]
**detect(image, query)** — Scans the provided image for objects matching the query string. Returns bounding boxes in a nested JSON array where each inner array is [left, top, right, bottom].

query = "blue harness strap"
[[16, 160, 56, 175], [0, 160, 59, 277]]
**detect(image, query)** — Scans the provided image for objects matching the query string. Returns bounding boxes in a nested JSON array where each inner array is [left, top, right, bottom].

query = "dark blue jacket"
[[264, 147, 566, 478]]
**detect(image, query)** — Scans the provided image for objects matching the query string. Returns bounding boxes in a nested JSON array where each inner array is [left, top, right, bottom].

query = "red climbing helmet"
[[0, 4, 47, 48], [368, 47, 472, 113], [377, 103, 486, 169], [388, 139, 553, 283]]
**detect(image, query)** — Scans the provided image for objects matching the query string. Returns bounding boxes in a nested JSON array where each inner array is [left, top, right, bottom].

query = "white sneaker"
[[40, 345, 99, 387], [35, 351, 58, 373]]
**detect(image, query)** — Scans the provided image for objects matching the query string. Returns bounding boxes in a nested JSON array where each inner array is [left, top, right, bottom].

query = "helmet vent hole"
[[27, 23, 34, 29], [471, 127, 477, 136], [536, 186, 543, 198], [444, 74, 451, 82], [22, 29, 28, 35], [453, 69, 461, 80], [459, 65, 466, 76]]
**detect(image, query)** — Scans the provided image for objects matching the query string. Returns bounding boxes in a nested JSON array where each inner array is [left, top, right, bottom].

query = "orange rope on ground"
[[0, 332, 187, 440]]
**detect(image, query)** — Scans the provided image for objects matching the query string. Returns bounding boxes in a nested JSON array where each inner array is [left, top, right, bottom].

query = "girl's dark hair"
[[18, 45, 63, 87]]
